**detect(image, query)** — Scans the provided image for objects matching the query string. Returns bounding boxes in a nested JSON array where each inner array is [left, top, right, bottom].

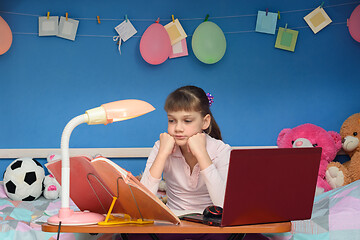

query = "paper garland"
[[38, 14, 79, 41], [255, 10, 278, 35], [275, 26, 299, 52], [304, 6, 332, 34]]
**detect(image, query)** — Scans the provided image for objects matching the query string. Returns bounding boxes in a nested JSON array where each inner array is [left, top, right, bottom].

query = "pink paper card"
[[169, 38, 188, 59]]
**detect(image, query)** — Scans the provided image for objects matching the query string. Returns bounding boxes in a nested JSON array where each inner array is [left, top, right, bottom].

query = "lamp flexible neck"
[[60, 114, 88, 209]]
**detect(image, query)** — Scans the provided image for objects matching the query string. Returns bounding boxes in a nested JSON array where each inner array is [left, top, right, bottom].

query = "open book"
[[45, 156, 180, 224]]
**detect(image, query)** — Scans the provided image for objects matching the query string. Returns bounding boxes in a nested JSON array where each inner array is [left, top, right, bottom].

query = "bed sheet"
[[265, 180, 360, 240], [0, 182, 115, 240]]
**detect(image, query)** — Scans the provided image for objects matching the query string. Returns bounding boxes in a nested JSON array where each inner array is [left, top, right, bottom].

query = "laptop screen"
[[221, 147, 321, 227]]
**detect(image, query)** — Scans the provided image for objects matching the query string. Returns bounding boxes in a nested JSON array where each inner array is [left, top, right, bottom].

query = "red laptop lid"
[[221, 147, 322, 227]]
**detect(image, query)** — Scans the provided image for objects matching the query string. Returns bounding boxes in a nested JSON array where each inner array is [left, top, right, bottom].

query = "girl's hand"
[[158, 132, 176, 157], [187, 133, 207, 158]]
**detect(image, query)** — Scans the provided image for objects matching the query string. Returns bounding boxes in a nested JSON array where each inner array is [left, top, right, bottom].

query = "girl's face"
[[167, 110, 210, 147]]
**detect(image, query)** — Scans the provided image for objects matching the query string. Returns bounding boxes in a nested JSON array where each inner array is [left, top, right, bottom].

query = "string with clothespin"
[[65, 12, 68, 21], [97, 16, 101, 24], [266, 8, 269, 16], [320, 1, 325, 8], [284, 23, 288, 32], [47, 12, 50, 20], [172, 14, 175, 23]]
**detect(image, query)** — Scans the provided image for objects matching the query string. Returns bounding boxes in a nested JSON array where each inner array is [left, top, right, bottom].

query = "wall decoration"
[[304, 6, 332, 34], [139, 22, 171, 65], [114, 17, 137, 54], [169, 38, 188, 59], [255, 9, 278, 35], [38, 14, 59, 36], [348, 4, 360, 42], [275, 25, 298, 52], [192, 20, 226, 64], [57, 14, 79, 41], [0, 16, 12, 55], [164, 18, 187, 45], [114, 18, 137, 42]]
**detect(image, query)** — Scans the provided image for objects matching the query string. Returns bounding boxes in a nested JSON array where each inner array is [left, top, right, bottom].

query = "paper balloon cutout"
[[348, 4, 360, 42], [192, 21, 226, 64], [140, 23, 171, 65], [0, 16, 13, 55]]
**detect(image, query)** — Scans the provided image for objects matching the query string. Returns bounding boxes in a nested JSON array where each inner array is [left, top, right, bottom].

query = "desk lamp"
[[47, 99, 155, 226]]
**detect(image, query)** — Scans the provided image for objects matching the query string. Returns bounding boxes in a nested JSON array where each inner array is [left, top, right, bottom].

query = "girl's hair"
[[164, 85, 222, 140]]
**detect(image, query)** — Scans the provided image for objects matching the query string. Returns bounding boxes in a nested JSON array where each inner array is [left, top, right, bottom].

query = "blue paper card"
[[255, 11, 278, 35]]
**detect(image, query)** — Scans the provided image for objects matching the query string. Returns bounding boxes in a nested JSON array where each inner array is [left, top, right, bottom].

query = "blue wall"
[[1, 0, 359, 175]]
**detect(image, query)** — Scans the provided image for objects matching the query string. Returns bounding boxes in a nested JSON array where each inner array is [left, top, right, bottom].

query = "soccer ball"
[[3, 158, 45, 201]]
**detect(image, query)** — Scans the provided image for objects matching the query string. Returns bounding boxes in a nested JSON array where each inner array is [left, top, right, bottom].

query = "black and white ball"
[[3, 158, 45, 201]]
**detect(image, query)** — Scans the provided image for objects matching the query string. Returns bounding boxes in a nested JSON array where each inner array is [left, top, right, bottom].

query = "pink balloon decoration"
[[348, 4, 360, 42], [140, 23, 171, 65], [0, 16, 13, 55]]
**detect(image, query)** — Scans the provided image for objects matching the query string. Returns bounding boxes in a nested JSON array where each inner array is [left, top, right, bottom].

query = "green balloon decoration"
[[192, 21, 226, 64]]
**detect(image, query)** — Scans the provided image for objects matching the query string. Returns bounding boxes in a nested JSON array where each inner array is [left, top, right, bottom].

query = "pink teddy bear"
[[277, 123, 342, 196]]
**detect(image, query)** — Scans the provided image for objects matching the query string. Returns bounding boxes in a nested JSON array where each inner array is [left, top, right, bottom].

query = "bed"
[[1, 147, 359, 240]]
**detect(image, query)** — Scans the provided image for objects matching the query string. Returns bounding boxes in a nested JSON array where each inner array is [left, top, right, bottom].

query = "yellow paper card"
[[304, 7, 332, 34], [164, 19, 187, 45]]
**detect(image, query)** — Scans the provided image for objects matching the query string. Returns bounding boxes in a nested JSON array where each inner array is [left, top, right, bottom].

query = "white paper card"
[[57, 16, 79, 41], [115, 20, 137, 42], [38, 16, 59, 36]]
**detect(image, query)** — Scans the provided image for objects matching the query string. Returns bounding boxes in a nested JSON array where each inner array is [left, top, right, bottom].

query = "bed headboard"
[[0, 146, 345, 159], [0, 147, 348, 181]]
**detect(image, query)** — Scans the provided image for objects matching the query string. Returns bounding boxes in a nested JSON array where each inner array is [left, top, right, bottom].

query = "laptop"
[[180, 147, 322, 227]]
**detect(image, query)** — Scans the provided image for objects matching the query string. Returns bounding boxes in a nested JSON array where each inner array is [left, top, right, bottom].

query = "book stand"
[[86, 173, 154, 226]]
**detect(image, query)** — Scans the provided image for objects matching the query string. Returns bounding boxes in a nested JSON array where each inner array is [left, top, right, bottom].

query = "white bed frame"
[[0, 146, 344, 159], [0, 146, 281, 159]]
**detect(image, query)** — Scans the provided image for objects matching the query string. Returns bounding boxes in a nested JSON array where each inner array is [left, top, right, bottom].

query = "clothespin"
[[320, 2, 324, 8], [97, 16, 101, 24], [125, 14, 128, 22], [347, 19, 349, 27], [65, 12, 68, 21], [204, 14, 209, 22], [278, 11, 281, 19], [172, 15, 175, 23], [47, 12, 50, 20], [284, 23, 288, 32], [155, 18, 160, 23], [266, 8, 268, 16]]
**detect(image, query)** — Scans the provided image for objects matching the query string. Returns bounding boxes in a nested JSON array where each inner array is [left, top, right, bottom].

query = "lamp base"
[[47, 208, 105, 226]]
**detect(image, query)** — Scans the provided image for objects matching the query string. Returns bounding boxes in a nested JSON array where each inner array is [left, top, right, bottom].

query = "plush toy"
[[43, 154, 61, 200], [3, 158, 45, 201], [326, 113, 360, 189], [43, 174, 61, 199], [277, 123, 342, 196]]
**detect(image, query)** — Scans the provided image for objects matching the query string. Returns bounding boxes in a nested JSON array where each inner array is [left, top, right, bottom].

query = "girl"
[[132, 86, 265, 240], [141, 85, 231, 212]]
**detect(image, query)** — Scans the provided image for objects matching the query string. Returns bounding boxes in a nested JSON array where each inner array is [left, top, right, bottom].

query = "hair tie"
[[206, 93, 214, 106]]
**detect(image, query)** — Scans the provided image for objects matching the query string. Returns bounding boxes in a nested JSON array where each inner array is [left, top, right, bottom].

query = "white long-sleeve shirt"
[[141, 134, 231, 211]]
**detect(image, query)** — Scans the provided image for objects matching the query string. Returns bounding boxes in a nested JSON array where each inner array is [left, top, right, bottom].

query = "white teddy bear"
[[43, 174, 61, 200], [43, 154, 62, 200]]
